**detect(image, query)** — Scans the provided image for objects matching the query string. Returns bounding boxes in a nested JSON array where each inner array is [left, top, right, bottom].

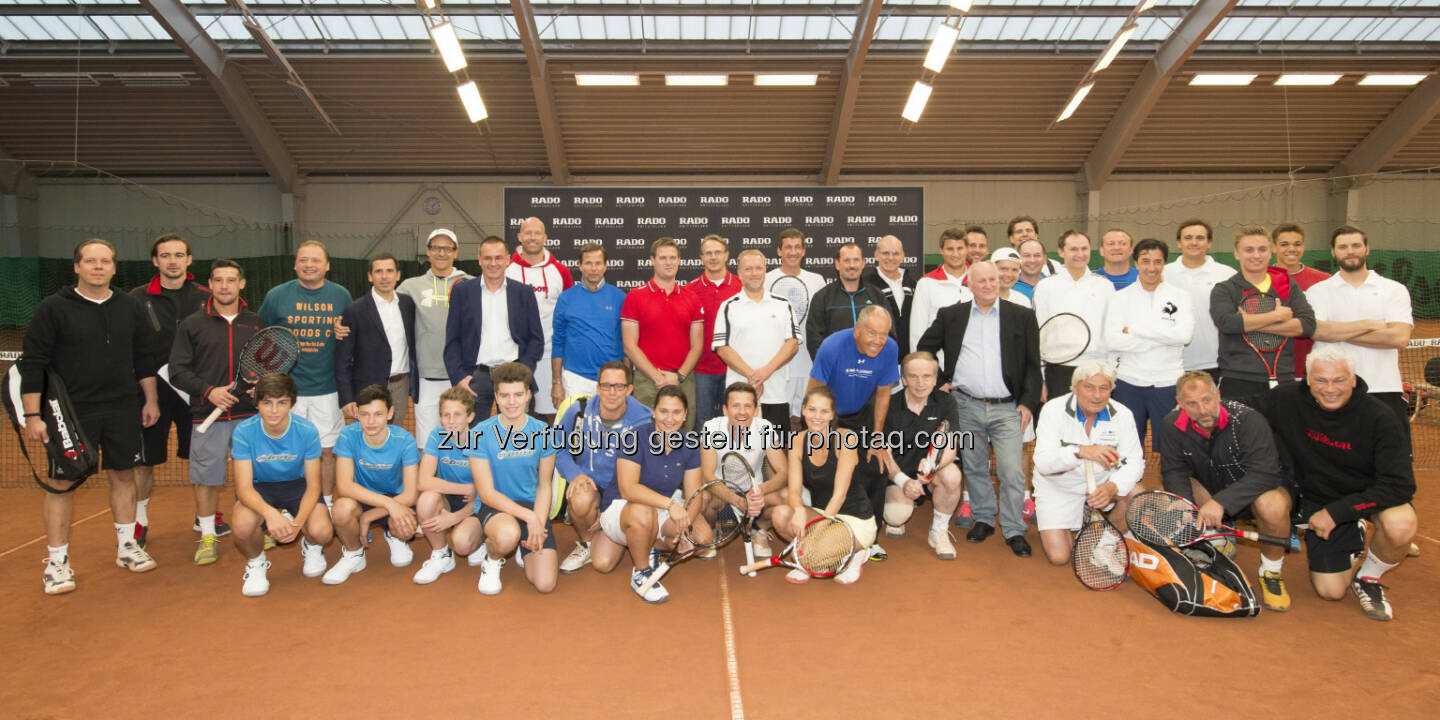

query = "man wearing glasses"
[[399, 228, 472, 443]]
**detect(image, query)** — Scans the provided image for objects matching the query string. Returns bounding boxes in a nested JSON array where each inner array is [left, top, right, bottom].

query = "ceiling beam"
[[510, 0, 570, 185], [137, 0, 298, 193], [1080, 0, 1239, 192], [0, 145, 39, 198], [1332, 71, 1440, 181], [819, 0, 881, 186]]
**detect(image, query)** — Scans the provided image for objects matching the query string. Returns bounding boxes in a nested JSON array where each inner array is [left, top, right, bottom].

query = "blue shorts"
[[444, 493, 472, 514], [475, 503, 556, 557], [255, 478, 311, 532], [358, 496, 403, 531]]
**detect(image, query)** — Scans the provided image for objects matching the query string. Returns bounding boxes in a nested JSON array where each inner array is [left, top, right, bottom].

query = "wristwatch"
[[676, 371, 688, 384]]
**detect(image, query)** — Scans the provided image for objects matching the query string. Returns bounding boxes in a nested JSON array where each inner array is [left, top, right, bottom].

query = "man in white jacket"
[[1033, 230, 1114, 396], [1031, 360, 1144, 566], [1103, 238, 1194, 444]]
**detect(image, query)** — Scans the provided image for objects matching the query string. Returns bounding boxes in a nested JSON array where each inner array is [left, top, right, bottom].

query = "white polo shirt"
[[702, 415, 782, 481], [1305, 270, 1413, 393], [371, 289, 409, 376], [476, 279, 519, 367], [712, 290, 799, 406], [1033, 268, 1115, 367], [1163, 256, 1237, 372]]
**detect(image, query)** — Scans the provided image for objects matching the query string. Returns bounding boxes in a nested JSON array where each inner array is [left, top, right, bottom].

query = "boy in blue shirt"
[[467, 362, 560, 595], [412, 386, 484, 585], [324, 384, 420, 585], [229, 373, 334, 597]]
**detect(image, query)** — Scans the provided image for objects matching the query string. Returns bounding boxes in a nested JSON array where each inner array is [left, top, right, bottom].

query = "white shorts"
[[533, 354, 556, 415], [599, 499, 668, 547], [294, 393, 344, 448], [1032, 475, 1088, 532], [811, 510, 877, 549], [561, 369, 597, 400]]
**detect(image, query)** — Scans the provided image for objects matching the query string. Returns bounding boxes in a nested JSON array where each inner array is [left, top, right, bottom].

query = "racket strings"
[[1039, 314, 1090, 364], [721, 455, 752, 493], [1073, 509, 1128, 589], [796, 521, 855, 575], [1128, 497, 1203, 547], [684, 491, 742, 547], [1240, 295, 1285, 350], [239, 329, 300, 378]]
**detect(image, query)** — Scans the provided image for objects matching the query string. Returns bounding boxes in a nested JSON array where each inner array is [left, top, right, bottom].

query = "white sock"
[[48, 544, 68, 563], [431, 547, 449, 559], [961, 491, 971, 503], [1024, 490, 1033, 501], [343, 546, 363, 558], [323, 494, 334, 509], [197, 514, 217, 536], [1356, 550, 1399, 581], [248, 551, 267, 567], [1258, 554, 1283, 575], [115, 522, 135, 544], [135, 498, 149, 525], [931, 510, 952, 534]]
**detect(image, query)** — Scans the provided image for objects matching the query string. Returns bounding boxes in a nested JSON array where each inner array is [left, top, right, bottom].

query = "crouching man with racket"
[[700, 383, 789, 560], [1153, 370, 1294, 611], [1254, 348, 1417, 621], [324, 385, 421, 584], [881, 352, 964, 560], [768, 386, 873, 584], [229, 373, 333, 596], [1032, 361, 1143, 568]]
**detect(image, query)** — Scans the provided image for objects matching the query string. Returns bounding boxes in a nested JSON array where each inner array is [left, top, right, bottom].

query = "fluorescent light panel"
[[1137, 0, 1157, 12], [1056, 82, 1093, 123], [923, 22, 961, 74], [754, 73, 818, 86], [901, 81, 932, 123], [420, 0, 436, 9], [429, 22, 466, 73], [1094, 25, 1135, 72], [576, 73, 640, 86], [665, 73, 728, 86], [1190, 73, 1256, 86], [1275, 73, 1342, 86], [457, 81, 487, 122], [1358, 73, 1427, 86], [949, 0, 973, 11]]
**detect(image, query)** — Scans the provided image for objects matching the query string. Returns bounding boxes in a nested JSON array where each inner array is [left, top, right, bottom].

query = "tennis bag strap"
[[3, 364, 100, 493], [1123, 537, 1260, 618]]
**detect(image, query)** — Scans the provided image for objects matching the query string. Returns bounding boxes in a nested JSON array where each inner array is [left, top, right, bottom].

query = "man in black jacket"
[[128, 233, 211, 547], [168, 259, 264, 566], [336, 253, 418, 428], [806, 243, 888, 358], [19, 238, 161, 595], [1154, 370, 1293, 612], [1255, 346, 1417, 622], [916, 261, 1042, 557], [861, 235, 918, 354]]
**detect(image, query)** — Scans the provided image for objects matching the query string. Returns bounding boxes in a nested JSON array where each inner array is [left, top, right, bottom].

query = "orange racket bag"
[[1124, 537, 1260, 618]]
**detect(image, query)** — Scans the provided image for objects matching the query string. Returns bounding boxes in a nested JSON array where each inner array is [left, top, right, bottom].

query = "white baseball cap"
[[990, 247, 1021, 265], [426, 228, 459, 247]]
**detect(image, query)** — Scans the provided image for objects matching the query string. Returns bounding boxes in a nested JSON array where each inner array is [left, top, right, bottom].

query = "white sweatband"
[[891, 472, 912, 489]]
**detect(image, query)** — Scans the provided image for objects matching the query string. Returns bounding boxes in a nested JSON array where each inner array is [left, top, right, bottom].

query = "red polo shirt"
[[621, 279, 703, 372], [685, 271, 742, 375]]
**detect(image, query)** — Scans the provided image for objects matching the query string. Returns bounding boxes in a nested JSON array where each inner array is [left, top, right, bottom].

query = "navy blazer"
[[915, 299, 1043, 416], [443, 277, 545, 385], [334, 290, 419, 406]]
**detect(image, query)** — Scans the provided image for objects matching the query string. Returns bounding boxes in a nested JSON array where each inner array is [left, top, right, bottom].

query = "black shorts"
[[1301, 500, 1384, 574], [139, 382, 192, 465], [255, 478, 309, 530], [357, 499, 401, 531], [445, 493, 472, 513], [475, 503, 556, 557], [63, 404, 143, 475]]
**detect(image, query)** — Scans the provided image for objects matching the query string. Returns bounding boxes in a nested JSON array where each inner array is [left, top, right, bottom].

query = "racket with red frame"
[[1071, 460, 1129, 591], [918, 420, 950, 481], [197, 326, 299, 433], [1239, 293, 1288, 389], [739, 515, 857, 579], [1127, 490, 1298, 552]]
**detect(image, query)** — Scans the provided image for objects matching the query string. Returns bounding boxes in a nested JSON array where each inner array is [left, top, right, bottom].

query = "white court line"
[[718, 565, 746, 720], [1416, 532, 1439, 545], [0, 508, 109, 559]]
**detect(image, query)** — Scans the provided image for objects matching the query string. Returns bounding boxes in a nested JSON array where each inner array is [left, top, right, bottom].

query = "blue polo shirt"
[[333, 423, 420, 496], [1093, 266, 1139, 291], [1012, 278, 1036, 300], [602, 420, 700, 511], [809, 330, 900, 416], [231, 414, 322, 484], [465, 415, 560, 504]]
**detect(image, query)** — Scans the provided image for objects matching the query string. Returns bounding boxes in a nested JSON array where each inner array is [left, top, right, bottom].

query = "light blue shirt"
[[953, 302, 1009, 399]]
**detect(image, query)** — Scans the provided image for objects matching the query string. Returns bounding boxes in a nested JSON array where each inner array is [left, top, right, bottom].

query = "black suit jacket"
[[861, 266, 918, 351], [915, 299, 1042, 415], [334, 291, 418, 406]]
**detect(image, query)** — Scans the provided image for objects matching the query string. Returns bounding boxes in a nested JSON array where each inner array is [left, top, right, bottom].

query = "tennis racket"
[[770, 274, 811, 328], [1127, 490, 1298, 552], [636, 480, 745, 596], [739, 515, 857, 578], [1039, 312, 1090, 365], [1072, 460, 1129, 591], [918, 420, 950, 480], [1239, 293, 1288, 389], [720, 450, 760, 577], [197, 326, 300, 433]]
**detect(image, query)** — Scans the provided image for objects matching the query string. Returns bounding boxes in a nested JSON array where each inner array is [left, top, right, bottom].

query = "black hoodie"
[[18, 286, 159, 410], [1254, 377, 1415, 524]]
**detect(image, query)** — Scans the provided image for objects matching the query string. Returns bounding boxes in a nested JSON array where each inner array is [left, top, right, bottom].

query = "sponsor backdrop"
[[503, 187, 924, 289]]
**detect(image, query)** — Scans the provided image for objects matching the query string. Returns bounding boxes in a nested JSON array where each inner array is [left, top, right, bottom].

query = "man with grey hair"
[[1254, 347, 1417, 621], [1154, 369, 1293, 612], [398, 228, 472, 443], [916, 261, 1043, 558], [1031, 359, 1143, 567]]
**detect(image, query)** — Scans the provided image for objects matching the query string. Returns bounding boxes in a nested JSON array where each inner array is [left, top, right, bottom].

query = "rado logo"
[[890, 215, 919, 224], [805, 216, 834, 225], [531, 196, 561, 205], [700, 196, 730, 205], [720, 216, 750, 225], [637, 217, 667, 226], [657, 196, 687, 205], [573, 196, 603, 206], [605, 259, 625, 267], [868, 195, 898, 204], [616, 196, 645, 205], [594, 218, 625, 226], [617, 280, 646, 289], [614, 238, 646, 247], [848, 216, 876, 224], [679, 217, 708, 226], [784, 195, 813, 204], [741, 237, 769, 246], [826, 236, 855, 245], [550, 218, 582, 226], [571, 238, 602, 247], [680, 258, 704, 267], [826, 195, 855, 204], [742, 196, 770, 205], [763, 216, 792, 225]]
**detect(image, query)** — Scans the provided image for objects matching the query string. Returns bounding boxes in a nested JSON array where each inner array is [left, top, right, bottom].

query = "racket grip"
[[1244, 530, 1301, 553], [738, 558, 779, 574], [744, 539, 757, 578], [196, 404, 225, 434], [636, 562, 672, 596]]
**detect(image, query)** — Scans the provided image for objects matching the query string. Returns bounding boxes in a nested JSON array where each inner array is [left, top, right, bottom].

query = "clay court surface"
[[2, 470, 1437, 719]]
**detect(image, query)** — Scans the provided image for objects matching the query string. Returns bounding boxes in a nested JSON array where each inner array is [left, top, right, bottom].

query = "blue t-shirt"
[[464, 415, 560, 505], [231, 414, 322, 484], [809, 330, 901, 416], [258, 279, 352, 396], [1012, 278, 1036, 300], [602, 421, 700, 511], [1093, 266, 1139, 291], [425, 427, 478, 511], [333, 423, 420, 496]]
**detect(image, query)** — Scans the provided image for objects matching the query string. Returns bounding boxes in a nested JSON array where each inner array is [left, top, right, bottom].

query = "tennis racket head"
[[719, 450, 754, 494], [236, 327, 301, 385], [795, 516, 857, 577], [1039, 312, 1090, 364], [920, 420, 949, 477], [1239, 294, 1286, 351], [682, 480, 744, 549], [1072, 505, 1129, 590], [770, 275, 811, 324], [1125, 490, 1204, 547]]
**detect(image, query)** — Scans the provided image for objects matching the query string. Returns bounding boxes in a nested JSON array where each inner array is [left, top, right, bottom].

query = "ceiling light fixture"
[[457, 81, 488, 122], [1358, 73, 1428, 86], [1094, 24, 1136, 72], [575, 73, 640, 86], [923, 22, 961, 74], [1056, 82, 1094, 123], [665, 74, 728, 86], [429, 22, 467, 73], [1189, 73, 1257, 86], [1275, 73, 1342, 86], [754, 73, 819, 86], [901, 81, 933, 123]]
